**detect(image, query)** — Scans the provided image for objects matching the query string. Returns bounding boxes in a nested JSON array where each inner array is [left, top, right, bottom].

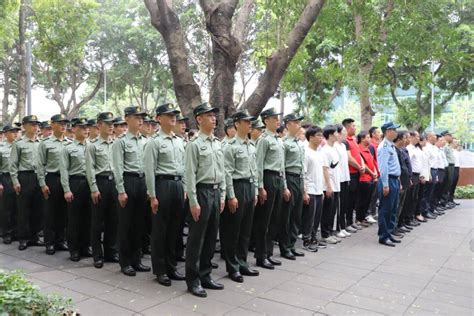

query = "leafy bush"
[[0, 270, 74, 315], [454, 185, 474, 199]]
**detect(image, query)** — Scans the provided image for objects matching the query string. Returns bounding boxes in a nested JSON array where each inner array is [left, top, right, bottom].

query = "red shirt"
[[346, 135, 363, 174], [359, 144, 377, 182]]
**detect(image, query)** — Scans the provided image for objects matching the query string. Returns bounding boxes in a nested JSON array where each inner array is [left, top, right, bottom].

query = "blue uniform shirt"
[[377, 138, 401, 187]]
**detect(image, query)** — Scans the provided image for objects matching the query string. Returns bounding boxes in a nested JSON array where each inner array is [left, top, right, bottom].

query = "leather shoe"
[[176, 254, 185, 262], [211, 261, 219, 269], [3, 235, 12, 245], [267, 256, 281, 266], [104, 254, 119, 263], [379, 239, 396, 247], [402, 225, 413, 230], [409, 220, 420, 226], [45, 245, 55, 255], [132, 263, 151, 272], [392, 231, 404, 238], [94, 259, 104, 269], [416, 217, 428, 223], [256, 258, 274, 270], [291, 249, 305, 257], [121, 266, 136, 276], [229, 272, 244, 283], [70, 252, 80, 262], [240, 266, 259, 276], [281, 252, 296, 260], [18, 241, 28, 251], [202, 279, 224, 290], [389, 237, 402, 243], [188, 285, 207, 298], [54, 242, 68, 251], [156, 274, 171, 286], [425, 213, 437, 219], [397, 226, 410, 233], [168, 270, 185, 281]]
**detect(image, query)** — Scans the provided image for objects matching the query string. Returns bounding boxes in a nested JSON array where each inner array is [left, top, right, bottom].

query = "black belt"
[[264, 170, 283, 177], [197, 183, 219, 190], [233, 178, 253, 183], [448, 163, 454, 166], [389, 175, 399, 180], [438, 168, 445, 171], [96, 172, 114, 180], [2, 172, 10, 176], [70, 175, 86, 180], [412, 172, 420, 176], [18, 170, 35, 174], [124, 172, 144, 178], [286, 171, 303, 178], [156, 174, 182, 181], [46, 172, 60, 177], [430, 168, 437, 171]]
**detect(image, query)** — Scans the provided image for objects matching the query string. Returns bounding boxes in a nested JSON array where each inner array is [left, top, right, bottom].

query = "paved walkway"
[[1, 200, 472, 315]]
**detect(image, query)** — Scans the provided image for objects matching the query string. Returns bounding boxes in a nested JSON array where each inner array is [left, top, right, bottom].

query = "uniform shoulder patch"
[[89, 138, 98, 143], [63, 141, 73, 146], [228, 138, 237, 145], [190, 135, 198, 142]]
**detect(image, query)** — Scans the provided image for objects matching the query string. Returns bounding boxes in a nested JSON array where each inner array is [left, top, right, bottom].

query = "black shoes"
[[389, 236, 402, 243], [45, 245, 55, 255], [132, 263, 151, 272], [70, 251, 80, 262], [229, 272, 244, 283], [121, 266, 136, 276], [425, 213, 437, 219], [281, 252, 296, 260], [3, 235, 12, 245], [201, 278, 224, 290], [267, 256, 281, 266], [256, 258, 274, 270], [168, 270, 185, 281], [157, 274, 171, 286], [188, 284, 207, 298], [379, 239, 396, 247], [18, 241, 28, 251], [240, 266, 259, 276], [94, 259, 104, 269], [291, 249, 305, 257], [392, 231, 405, 238]]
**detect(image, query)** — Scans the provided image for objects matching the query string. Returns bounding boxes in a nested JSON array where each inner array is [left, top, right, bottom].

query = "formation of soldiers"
[[0, 103, 463, 298]]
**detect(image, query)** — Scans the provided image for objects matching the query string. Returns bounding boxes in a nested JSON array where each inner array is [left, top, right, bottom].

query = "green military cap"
[[176, 114, 189, 122], [260, 108, 282, 119], [232, 110, 255, 122], [124, 105, 146, 116], [283, 113, 304, 123], [112, 116, 126, 125], [143, 114, 152, 123], [193, 102, 219, 116], [224, 118, 234, 129], [22, 115, 40, 124], [97, 111, 114, 122], [51, 114, 70, 123], [87, 118, 97, 126], [2, 124, 21, 132], [14, 122, 22, 127], [71, 117, 88, 127], [156, 103, 180, 115], [251, 119, 265, 129], [40, 121, 51, 129]]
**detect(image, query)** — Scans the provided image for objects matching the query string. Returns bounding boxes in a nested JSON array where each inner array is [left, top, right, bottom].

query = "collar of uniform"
[[22, 135, 38, 142], [286, 135, 297, 142], [126, 131, 141, 140], [158, 129, 174, 139], [235, 135, 249, 144], [50, 135, 66, 142], [384, 138, 394, 146], [198, 131, 214, 141], [73, 139, 86, 146], [98, 135, 112, 144], [263, 130, 276, 137]]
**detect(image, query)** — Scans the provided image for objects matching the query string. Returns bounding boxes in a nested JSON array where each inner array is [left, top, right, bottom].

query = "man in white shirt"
[[301, 126, 326, 252], [421, 132, 439, 218], [320, 125, 341, 245], [335, 125, 353, 238], [449, 139, 461, 206], [404, 131, 425, 224]]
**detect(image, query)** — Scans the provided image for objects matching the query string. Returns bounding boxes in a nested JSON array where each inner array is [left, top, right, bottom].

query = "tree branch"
[[232, 0, 255, 44], [387, 65, 401, 107]]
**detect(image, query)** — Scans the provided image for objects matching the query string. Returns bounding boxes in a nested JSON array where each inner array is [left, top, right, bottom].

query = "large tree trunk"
[[242, 0, 326, 116], [16, 0, 27, 120], [144, 0, 202, 125], [2, 56, 12, 123], [358, 63, 374, 130]]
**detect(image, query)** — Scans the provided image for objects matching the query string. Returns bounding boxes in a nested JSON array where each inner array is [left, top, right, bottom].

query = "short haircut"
[[335, 124, 344, 133], [342, 118, 354, 127], [305, 126, 323, 141], [276, 125, 286, 134], [368, 126, 378, 137], [394, 130, 406, 142], [357, 131, 369, 144], [409, 130, 418, 137], [323, 125, 337, 139], [301, 123, 313, 129]]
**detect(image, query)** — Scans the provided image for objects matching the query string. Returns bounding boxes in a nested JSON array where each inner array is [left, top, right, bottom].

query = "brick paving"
[[1, 200, 472, 315]]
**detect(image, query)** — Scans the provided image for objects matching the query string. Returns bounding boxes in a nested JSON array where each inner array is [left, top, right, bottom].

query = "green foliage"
[[0, 0, 19, 57], [454, 185, 474, 199], [0, 270, 73, 315], [437, 99, 474, 143]]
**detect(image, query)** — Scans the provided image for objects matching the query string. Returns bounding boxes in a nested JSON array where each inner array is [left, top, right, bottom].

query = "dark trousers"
[[368, 180, 378, 216], [377, 177, 399, 241], [1, 174, 17, 237], [338, 181, 350, 229], [432, 168, 445, 208], [396, 186, 409, 225], [151, 178, 184, 276], [220, 180, 255, 274], [415, 182, 425, 216], [301, 194, 323, 241], [356, 181, 374, 222], [185, 184, 220, 288], [43, 174, 67, 246], [279, 174, 303, 254], [400, 174, 420, 223], [449, 167, 460, 202], [16, 172, 43, 242], [441, 164, 454, 203], [253, 171, 284, 260], [66, 177, 91, 253], [321, 192, 339, 238], [346, 173, 359, 226], [142, 203, 152, 252], [175, 199, 188, 258], [91, 176, 118, 260], [118, 175, 147, 268], [422, 169, 438, 213]]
